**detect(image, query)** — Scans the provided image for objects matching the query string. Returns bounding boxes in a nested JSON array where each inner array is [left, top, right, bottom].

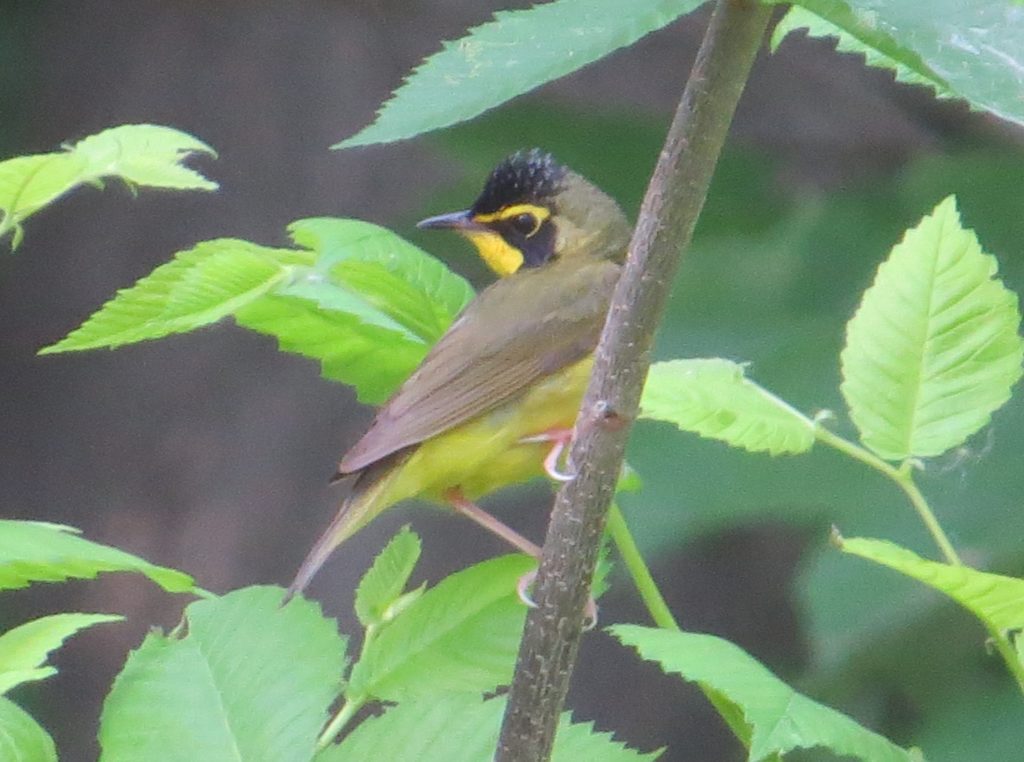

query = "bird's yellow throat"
[[462, 230, 524, 276], [464, 202, 553, 276]]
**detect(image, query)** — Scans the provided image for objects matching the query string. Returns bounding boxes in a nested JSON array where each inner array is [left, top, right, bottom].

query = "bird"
[[288, 149, 631, 598]]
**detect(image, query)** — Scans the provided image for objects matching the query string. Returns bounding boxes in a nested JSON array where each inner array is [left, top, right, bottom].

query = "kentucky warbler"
[[289, 150, 630, 596]]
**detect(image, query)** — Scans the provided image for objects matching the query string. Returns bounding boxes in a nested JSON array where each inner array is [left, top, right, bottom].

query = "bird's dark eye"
[[510, 212, 540, 238]]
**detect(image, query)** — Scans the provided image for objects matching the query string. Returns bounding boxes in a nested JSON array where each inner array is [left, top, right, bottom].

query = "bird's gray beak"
[[416, 209, 482, 231]]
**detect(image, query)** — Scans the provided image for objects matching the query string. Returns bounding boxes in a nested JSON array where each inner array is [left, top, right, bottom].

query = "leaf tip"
[[37, 338, 79, 356], [927, 194, 962, 228], [331, 129, 380, 151]]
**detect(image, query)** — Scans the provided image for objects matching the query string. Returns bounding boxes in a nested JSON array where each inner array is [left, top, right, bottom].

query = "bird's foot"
[[515, 568, 598, 631], [519, 428, 575, 482], [517, 569, 539, 608]]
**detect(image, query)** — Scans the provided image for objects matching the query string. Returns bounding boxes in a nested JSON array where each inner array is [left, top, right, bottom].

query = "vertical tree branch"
[[495, 1, 771, 759]]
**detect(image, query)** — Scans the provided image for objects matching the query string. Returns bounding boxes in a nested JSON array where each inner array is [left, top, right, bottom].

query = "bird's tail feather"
[[285, 459, 405, 601]]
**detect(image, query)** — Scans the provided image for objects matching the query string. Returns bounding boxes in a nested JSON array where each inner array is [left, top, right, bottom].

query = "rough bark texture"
[[495, 1, 774, 759]]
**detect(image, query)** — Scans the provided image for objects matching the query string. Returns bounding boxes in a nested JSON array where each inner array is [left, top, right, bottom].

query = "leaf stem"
[[606, 501, 754, 744], [0, 217, 14, 247], [891, 465, 963, 567], [316, 623, 378, 750], [316, 696, 364, 752], [813, 426, 962, 566], [817, 427, 1024, 693], [606, 502, 679, 631]]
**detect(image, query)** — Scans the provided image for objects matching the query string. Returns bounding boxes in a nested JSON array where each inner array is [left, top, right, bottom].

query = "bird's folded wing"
[[338, 259, 619, 473]]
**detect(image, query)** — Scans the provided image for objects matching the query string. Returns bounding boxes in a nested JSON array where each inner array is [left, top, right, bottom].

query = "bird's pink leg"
[[445, 486, 598, 627], [444, 487, 543, 611], [444, 487, 541, 557]]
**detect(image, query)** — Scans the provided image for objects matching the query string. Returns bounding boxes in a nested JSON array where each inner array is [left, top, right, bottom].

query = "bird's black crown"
[[471, 149, 568, 215]]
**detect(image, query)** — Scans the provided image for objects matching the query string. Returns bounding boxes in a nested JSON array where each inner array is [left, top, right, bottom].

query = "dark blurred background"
[[2, 2, 1023, 760]]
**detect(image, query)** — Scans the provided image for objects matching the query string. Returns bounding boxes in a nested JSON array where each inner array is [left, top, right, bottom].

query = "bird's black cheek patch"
[[519, 220, 557, 269]]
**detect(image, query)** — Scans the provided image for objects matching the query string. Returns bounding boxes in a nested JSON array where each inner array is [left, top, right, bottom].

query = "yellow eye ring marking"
[[472, 203, 551, 235]]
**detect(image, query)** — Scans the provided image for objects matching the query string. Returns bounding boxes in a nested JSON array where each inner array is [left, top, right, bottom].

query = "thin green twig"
[[316, 624, 378, 750], [316, 696, 363, 752], [813, 426, 962, 566], [606, 500, 753, 744], [0, 217, 14, 246], [814, 425, 1024, 693], [606, 502, 679, 631]]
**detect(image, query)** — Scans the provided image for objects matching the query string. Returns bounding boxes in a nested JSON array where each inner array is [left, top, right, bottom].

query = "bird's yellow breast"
[[381, 355, 595, 506]]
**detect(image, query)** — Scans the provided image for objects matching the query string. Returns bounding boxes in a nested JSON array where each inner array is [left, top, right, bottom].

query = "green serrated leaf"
[[611, 625, 916, 762], [817, 0, 1024, 127], [234, 293, 429, 404], [771, 4, 954, 99], [355, 526, 422, 628], [0, 520, 193, 593], [99, 586, 346, 762], [840, 196, 1023, 460], [0, 154, 87, 226], [41, 240, 308, 353], [0, 697, 57, 762], [335, 0, 703, 149], [0, 124, 216, 249], [289, 218, 473, 343], [71, 124, 217, 190], [41, 215, 471, 404], [320, 693, 659, 762], [839, 536, 1024, 636], [771, 0, 1024, 126], [348, 555, 534, 701], [640, 358, 817, 455], [0, 613, 122, 695], [236, 218, 473, 403], [331, 260, 455, 341]]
